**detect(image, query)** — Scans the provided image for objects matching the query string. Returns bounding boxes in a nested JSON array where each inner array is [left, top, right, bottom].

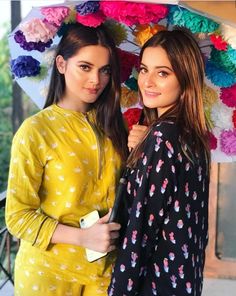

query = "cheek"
[[137, 76, 144, 90]]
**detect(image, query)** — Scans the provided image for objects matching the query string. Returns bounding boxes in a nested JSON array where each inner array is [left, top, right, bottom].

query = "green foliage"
[[0, 25, 12, 193]]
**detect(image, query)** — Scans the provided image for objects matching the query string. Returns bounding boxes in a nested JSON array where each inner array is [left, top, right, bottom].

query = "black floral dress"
[[108, 122, 209, 296]]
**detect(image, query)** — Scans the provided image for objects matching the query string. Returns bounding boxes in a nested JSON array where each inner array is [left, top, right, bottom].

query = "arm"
[[6, 121, 120, 252]]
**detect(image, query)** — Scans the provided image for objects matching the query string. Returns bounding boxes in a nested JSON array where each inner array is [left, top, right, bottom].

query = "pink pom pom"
[[220, 129, 236, 155], [41, 6, 70, 27], [100, 1, 168, 26], [76, 11, 105, 27], [220, 84, 236, 108]]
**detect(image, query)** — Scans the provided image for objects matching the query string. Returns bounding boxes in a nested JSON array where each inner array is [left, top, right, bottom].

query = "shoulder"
[[149, 121, 178, 142], [13, 106, 55, 142]]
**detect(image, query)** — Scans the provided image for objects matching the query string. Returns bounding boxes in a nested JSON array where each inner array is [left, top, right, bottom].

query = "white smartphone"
[[79, 210, 107, 262]]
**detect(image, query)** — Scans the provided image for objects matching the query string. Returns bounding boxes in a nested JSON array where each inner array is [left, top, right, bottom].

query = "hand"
[[80, 209, 121, 253], [128, 124, 148, 151]]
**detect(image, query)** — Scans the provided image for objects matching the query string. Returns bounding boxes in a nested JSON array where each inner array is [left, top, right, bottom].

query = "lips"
[[85, 88, 99, 94], [143, 90, 161, 97]]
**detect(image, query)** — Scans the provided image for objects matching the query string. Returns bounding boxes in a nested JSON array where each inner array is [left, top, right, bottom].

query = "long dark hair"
[[44, 23, 128, 162], [128, 27, 211, 168]]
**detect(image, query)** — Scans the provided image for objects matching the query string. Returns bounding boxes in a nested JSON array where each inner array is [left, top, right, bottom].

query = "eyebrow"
[[140, 63, 173, 72], [77, 60, 110, 69]]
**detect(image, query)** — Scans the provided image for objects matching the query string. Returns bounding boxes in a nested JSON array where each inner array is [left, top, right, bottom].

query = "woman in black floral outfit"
[[108, 28, 211, 296]]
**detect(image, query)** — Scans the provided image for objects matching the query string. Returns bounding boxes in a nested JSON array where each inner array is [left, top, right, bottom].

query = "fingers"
[[128, 124, 148, 150], [98, 208, 112, 224]]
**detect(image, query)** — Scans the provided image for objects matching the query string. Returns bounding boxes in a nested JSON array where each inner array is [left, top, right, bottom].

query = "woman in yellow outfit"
[[6, 23, 128, 296]]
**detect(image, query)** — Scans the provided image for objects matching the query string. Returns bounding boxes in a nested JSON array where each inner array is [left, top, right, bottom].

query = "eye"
[[139, 66, 147, 74], [79, 64, 91, 72], [158, 70, 169, 78], [100, 66, 111, 75]]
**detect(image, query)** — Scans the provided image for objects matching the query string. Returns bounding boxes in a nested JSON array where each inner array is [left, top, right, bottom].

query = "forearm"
[[50, 223, 84, 246]]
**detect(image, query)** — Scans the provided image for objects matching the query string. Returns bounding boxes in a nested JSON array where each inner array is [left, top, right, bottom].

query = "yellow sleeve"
[[5, 119, 58, 251]]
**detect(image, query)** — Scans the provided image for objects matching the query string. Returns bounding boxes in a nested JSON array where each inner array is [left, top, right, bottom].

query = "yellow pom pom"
[[121, 87, 139, 108]]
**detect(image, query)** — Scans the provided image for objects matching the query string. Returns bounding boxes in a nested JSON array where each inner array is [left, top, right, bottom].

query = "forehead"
[[141, 46, 171, 67], [72, 45, 110, 65]]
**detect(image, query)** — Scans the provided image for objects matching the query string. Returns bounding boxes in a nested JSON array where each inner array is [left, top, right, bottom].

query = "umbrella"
[[8, 0, 236, 162]]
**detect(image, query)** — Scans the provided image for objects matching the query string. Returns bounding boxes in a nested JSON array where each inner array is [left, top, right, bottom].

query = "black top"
[[108, 122, 209, 296]]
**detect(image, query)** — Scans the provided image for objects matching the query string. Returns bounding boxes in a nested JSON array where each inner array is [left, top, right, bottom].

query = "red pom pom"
[[123, 108, 142, 130]]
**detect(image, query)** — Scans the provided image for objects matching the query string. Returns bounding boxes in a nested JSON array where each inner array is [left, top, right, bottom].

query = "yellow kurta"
[[6, 104, 122, 295]]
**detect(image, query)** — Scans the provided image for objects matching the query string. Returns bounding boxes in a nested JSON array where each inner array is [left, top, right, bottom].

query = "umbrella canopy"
[[8, 0, 236, 162]]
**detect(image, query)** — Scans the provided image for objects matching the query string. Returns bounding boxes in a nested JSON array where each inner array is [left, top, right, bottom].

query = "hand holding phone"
[[79, 210, 107, 262]]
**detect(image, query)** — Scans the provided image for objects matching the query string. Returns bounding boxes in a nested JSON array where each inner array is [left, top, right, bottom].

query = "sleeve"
[[5, 120, 58, 251], [108, 125, 178, 296]]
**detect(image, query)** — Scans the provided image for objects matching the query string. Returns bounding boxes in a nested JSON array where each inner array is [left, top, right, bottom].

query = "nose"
[[89, 70, 100, 86], [143, 72, 155, 88]]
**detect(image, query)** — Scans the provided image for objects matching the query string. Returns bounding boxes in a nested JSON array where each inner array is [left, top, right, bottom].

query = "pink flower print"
[[139, 174, 143, 187], [127, 181, 131, 194], [120, 264, 126, 272], [188, 227, 192, 239], [127, 278, 133, 292], [186, 282, 192, 294], [146, 165, 152, 178], [163, 258, 169, 272], [192, 191, 197, 200], [149, 184, 155, 197], [195, 211, 199, 224], [161, 178, 168, 194], [131, 252, 138, 267], [136, 202, 142, 218], [142, 155, 147, 165], [144, 197, 148, 205], [185, 182, 189, 197], [164, 215, 170, 225], [167, 196, 172, 205], [201, 200, 204, 208], [169, 232, 176, 244], [154, 130, 162, 137], [194, 234, 197, 244], [141, 234, 148, 248], [122, 237, 127, 250], [155, 137, 163, 152], [171, 165, 175, 173], [166, 141, 174, 158], [174, 200, 180, 212], [162, 230, 167, 240], [198, 166, 202, 181], [131, 230, 138, 244], [174, 185, 178, 192], [178, 265, 184, 279], [156, 159, 164, 173], [192, 254, 195, 267], [152, 281, 157, 295], [170, 275, 177, 288], [185, 162, 190, 171], [182, 244, 189, 259], [154, 263, 160, 277], [148, 214, 155, 226], [185, 204, 191, 218], [159, 208, 164, 217], [202, 178, 205, 192], [177, 219, 184, 229], [169, 252, 175, 261], [177, 153, 182, 162], [133, 188, 137, 197]]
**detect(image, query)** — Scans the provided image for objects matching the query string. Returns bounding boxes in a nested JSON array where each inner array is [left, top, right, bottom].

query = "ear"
[[56, 55, 66, 74]]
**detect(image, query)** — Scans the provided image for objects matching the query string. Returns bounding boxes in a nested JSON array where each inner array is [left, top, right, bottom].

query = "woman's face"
[[56, 45, 111, 112], [138, 46, 181, 117]]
